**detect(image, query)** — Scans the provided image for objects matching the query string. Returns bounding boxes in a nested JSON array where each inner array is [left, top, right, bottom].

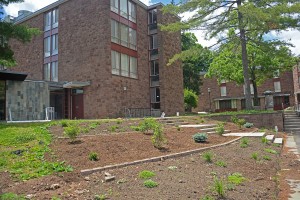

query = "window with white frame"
[[121, 54, 129, 77], [120, 0, 128, 19], [44, 37, 51, 57], [273, 69, 280, 78], [44, 62, 58, 82], [111, 19, 119, 43], [111, 20, 136, 50], [111, 51, 120, 75], [274, 81, 281, 92], [44, 8, 58, 31], [128, 1, 136, 22], [44, 63, 51, 81], [111, 50, 137, 78], [149, 34, 158, 49], [44, 12, 51, 31], [148, 9, 157, 24], [110, 0, 118, 13], [150, 60, 159, 76], [129, 28, 136, 50], [220, 86, 227, 96], [130, 57, 137, 78], [52, 9, 59, 28], [52, 34, 58, 55], [243, 84, 254, 95], [120, 24, 129, 47]]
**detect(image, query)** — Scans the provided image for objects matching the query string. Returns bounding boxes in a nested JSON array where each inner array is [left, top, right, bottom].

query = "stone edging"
[[81, 136, 242, 176]]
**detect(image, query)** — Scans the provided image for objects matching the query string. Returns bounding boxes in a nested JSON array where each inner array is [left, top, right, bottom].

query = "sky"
[[3, 0, 300, 55]]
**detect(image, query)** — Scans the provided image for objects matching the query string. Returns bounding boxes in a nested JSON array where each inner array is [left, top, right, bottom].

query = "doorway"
[[71, 88, 84, 119], [0, 81, 5, 120]]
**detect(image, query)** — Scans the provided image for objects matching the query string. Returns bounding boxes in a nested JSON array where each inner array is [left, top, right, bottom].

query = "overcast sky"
[[3, 0, 300, 55]]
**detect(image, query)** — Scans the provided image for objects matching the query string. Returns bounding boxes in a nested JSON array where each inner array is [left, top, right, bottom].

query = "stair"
[[284, 111, 300, 134]]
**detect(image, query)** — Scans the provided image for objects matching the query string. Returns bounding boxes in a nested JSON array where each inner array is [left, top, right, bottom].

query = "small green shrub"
[[213, 177, 225, 197], [51, 197, 61, 200], [243, 122, 254, 128], [14, 134, 36, 144], [201, 195, 215, 200], [61, 120, 69, 127], [0, 193, 26, 200], [231, 115, 238, 124], [261, 137, 268, 144], [94, 194, 107, 200], [240, 138, 249, 148], [226, 183, 235, 191], [202, 152, 213, 163], [89, 122, 99, 129], [251, 152, 259, 160], [216, 160, 227, 167], [192, 133, 208, 143], [89, 152, 99, 161], [109, 125, 119, 132], [144, 179, 158, 188], [237, 118, 246, 128], [151, 124, 166, 149], [139, 118, 158, 134], [130, 126, 140, 131], [116, 119, 123, 124], [264, 148, 278, 154], [139, 170, 156, 179], [215, 123, 224, 135], [64, 125, 79, 142], [228, 173, 246, 185], [263, 155, 271, 160]]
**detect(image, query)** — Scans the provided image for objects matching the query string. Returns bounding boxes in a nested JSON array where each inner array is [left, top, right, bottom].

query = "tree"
[[206, 30, 296, 106], [161, 0, 300, 110], [0, 0, 40, 67], [184, 88, 198, 112]]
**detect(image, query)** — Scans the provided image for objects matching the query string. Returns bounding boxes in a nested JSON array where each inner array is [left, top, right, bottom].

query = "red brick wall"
[[293, 66, 300, 104]]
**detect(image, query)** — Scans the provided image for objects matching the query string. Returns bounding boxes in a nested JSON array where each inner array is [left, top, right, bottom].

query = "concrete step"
[[284, 124, 300, 128], [274, 138, 283, 144], [179, 124, 217, 128], [285, 127, 300, 132], [207, 130, 231, 134], [266, 135, 275, 141], [198, 127, 216, 131], [284, 116, 300, 119]]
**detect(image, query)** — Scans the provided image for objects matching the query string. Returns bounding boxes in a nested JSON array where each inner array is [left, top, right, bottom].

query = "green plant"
[[264, 148, 278, 154], [151, 124, 166, 149], [89, 122, 99, 129], [237, 118, 246, 128], [109, 125, 119, 132], [231, 115, 238, 124], [130, 126, 140, 131], [216, 160, 227, 167], [0, 193, 26, 200], [192, 133, 208, 143], [240, 138, 249, 148], [213, 177, 225, 197], [64, 125, 79, 142], [184, 88, 198, 112], [228, 173, 246, 185], [144, 179, 158, 188], [201, 195, 215, 200], [51, 197, 61, 200], [94, 194, 107, 200], [226, 183, 235, 191], [89, 152, 99, 161], [177, 126, 181, 131], [202, 151, 213, 163], [215, 123, 225, 135], [261, 137, 268, 144], [61, 120, 69, 127], [263, 155, 271, 160], [139, 170, 156, 179], [251, 152, 259, 160], [243, 122, 254, 128], [139, 118, 158, 134]]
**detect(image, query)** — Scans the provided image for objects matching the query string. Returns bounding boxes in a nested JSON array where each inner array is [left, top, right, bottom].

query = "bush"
[[184, 89, 198, 112], [202, 151, 213, 163], [192, 133, 208, 143], [240, 138, 249, 148], [228, 173, 246, 185], [215, 123, 225, 135], [213, 177, 225, 197], [261, 137, 268, 144], [243, 122, 254, 128], [264, 148, 278, 154], [237, 118, 246, 128], [144, 179, 158, 188], [151, 124, 166, 149], [216, 161, 227, 167], [231, 115, 238, 124], [89, 152, 99, 161], [251, 152, 259, 160], [139, 118, 158, 134], [139, 170, 156, 179], [61, 120, 69, 127], [64, 125, 79, 142]]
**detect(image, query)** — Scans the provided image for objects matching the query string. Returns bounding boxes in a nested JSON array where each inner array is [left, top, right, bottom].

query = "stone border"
[[81, 136, 242, 176]]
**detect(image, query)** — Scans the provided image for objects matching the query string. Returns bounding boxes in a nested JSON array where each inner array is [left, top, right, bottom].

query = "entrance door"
[[71, 89, 84, 119], [0, 81, 5, 120]]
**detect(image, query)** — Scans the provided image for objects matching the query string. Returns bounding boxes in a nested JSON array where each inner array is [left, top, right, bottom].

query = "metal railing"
[[125, 108, 161, 118]]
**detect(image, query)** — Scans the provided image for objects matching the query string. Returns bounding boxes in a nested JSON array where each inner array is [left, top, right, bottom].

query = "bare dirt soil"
[[1, 117, 289, 200]]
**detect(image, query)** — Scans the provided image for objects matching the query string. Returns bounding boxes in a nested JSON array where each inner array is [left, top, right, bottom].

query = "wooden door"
[[72, 93, 84, 119]]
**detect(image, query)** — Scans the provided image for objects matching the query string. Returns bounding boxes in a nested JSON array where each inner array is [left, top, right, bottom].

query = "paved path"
[[293, 133, 300, 153]]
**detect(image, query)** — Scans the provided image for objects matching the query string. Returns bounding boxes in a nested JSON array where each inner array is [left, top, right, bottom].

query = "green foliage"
[[184, 89, 198, 112], [116, 119, 123, 124], [89, 152, 99, 161], [264, 148, 278, 154], [89, 122, 100, 129], [139, 118, 158, 134], [237, 119, 246, 129], [0, 193, 26, 200], [243, 122, 254, 128], [231, 115, 238, 124], [202, 151, 213, 163], [192, 133, 208, 143], [94, 194, 107, 200], [143, 179, 158, 188], [261, 137, 268, 144], [151, 124, 166, 149], [228, 173, 246, 185], [60, 120, 69, 127], [240, 138, 249, 148], [215, 160, 227, 168], [139, 170, 156, 179], [251, 152, 259, 161], [201, 195, 215, 200], [263, 155, 271, 160], [215, 123, 225, 135], [130, 126, 140, 131], [109, 125, 119, 132], [206, 110, 276, 117], [213, 177, 225, 197], [64, 124, 79, 142], [51, 197, 61, 200]]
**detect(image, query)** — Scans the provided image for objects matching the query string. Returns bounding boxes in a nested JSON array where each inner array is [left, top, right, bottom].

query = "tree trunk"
[[251, 71, 259, 106], [237, 0, 252, 110]]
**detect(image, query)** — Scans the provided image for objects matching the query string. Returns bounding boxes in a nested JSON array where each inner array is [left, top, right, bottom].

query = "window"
[[52, 34, 58, 55], [243, 84, 254, 95], [151, 87, 160, 103], [110, 0, 118, 13], [111, 19, 119, 43], [128, 1, 136, 22], [148, 9, 157, 24], [129, 28, 136, 50], [150, 60, 159, 76], [219, 100, 232, 110], [44, 37, 51, 57], [44, 11, 51, 31], [120, 24, 129, 47], [149, 34, 158, 49], [111, 51, 137, 78], [220, 86, 226, 96], [44, 62, 58, 82], [130, 57, 137, 78], [274, 81, 281, 92], [120, 0, 128, 19], [273, 69, 280, 78], [52, 9, 59, 28]]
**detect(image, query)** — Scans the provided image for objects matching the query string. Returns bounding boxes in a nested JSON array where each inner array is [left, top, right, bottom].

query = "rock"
[[75, 189, 89, 194], [84, 176, 90, 181], [47, 183, 60, 190], [104, 172, 111, 177], [25, 194, 34, 199], [179, 180, 184, 183], [105, 176, 115, 182]]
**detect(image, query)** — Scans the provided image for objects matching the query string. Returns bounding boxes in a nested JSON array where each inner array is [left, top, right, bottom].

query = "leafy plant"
[[116, 119, 123, 124], [228, 173, 246, 185], [192, 133, 208, 143], [237, 118, 246, 129], [139, 170, 156, 179], [61, 120, 69, 127], [184, 88, 198, 112], [215, 123, 225, 135], [263, 155, 271, 160], [213, 177, 225, 197], [89, 122, 100, 129], [202, 151, 213, 163], [89, 152, 99, 161], [216, 160, 227, 167], [243, 122, 254, 128], [144, 179, 158, 188], [0, 193, 26, 200], [231, 115, 238, 124], [51, 197, 61, 200], [251, 152, 259, 161], [94, 194, 107, 200], [264, 148, 278, 154], [64, 125, 79, 142], [139, 118, 158, 134], [151, 124, 166, 149], [261, 137, 268, 144], [130, 126, 140, 131], [240, 138, 249, 148], [201, 195, 215, 200]]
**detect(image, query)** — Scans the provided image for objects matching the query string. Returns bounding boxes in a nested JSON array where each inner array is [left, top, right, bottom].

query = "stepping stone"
[[199, 127, 216, 131], [179, 124, 216, 128], [223, 132, 265, 137], [207, 130, 231, 134], [274, 138, 283, 144], [265, 135, 275, 141]]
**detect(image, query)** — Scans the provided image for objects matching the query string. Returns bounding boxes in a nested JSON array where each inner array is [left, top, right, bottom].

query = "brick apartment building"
[[196, 71, 294, 112], [1, 0, 184, 120]]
